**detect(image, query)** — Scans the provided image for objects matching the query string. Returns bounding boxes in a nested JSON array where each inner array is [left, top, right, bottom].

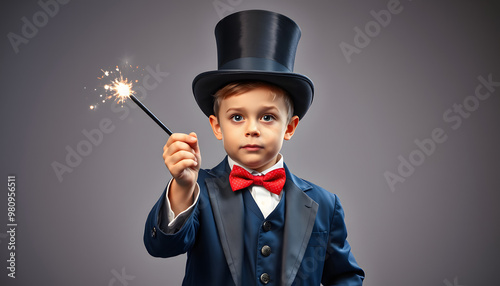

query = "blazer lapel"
[[205, 160, 244, 286], [281, 169, 319, 286]]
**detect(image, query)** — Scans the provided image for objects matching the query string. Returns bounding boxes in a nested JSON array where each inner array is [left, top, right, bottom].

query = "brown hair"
[[212, 81, 294, 122]]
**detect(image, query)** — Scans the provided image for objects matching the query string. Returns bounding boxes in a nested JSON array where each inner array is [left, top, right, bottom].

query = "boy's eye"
[[231, 115, 243, 122], [262, 115, 275, 122]]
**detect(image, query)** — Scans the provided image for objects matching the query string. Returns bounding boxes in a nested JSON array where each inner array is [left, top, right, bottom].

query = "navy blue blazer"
[[144, 157, 364, 285]]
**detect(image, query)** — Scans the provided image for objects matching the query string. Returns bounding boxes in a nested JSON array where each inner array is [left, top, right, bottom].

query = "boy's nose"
[[245, 121, 260, 137]]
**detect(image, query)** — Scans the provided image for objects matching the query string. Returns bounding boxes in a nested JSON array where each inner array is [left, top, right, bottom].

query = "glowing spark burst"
[[88, 63, 146, 110], [110, 76, 134, 104]]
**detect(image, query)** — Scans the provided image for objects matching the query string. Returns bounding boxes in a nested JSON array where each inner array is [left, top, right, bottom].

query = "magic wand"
[[129, 95, 173, 136]]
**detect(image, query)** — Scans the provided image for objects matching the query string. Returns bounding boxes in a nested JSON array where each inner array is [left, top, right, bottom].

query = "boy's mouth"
[[241, 144, 263, 151]]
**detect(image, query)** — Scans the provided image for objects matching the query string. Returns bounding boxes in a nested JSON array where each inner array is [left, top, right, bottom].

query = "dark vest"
[[241, 189, 286, 285]]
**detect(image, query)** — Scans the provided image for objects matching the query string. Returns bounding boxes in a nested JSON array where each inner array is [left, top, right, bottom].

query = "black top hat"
[[192, 10, 314, 119]]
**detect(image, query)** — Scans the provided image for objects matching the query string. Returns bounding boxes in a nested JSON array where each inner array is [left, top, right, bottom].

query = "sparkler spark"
[[88, 64, 145, 110], [110, 76, 134, 104]]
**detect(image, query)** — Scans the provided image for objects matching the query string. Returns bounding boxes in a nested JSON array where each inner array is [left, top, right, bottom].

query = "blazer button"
[[260, 273, 270, 284], [151, 226, 157, 238], [262, 221, 272, 232], [261, 245, 271, 257]]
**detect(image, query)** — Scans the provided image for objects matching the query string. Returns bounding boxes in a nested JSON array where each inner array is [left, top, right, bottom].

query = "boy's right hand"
[[163, 132, 201, 212]]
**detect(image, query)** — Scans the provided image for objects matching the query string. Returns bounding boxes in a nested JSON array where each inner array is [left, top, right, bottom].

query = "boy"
[[144, 10, 364, 285]]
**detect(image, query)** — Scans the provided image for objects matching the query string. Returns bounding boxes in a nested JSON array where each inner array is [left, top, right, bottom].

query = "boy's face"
[[209, 87, 299, 172]]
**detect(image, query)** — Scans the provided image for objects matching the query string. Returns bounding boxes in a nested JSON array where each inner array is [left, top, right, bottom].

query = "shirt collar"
[[227, 154, 284, 176]]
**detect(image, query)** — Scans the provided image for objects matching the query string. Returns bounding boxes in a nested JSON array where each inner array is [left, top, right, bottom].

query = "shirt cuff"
[[161, 179, 200, 233]]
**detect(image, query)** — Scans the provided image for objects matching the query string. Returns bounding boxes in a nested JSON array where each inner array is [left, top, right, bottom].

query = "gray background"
[[1, 0, 499, 285]]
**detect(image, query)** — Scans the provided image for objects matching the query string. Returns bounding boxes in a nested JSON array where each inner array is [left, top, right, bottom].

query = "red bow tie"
[[229, 165, 286, 195]]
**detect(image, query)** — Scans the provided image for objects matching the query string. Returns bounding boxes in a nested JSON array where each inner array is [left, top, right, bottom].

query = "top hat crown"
[[192, 10, 314, 119]]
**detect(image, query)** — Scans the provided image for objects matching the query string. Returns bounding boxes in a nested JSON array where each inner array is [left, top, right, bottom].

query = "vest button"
[[262, 221, 272, 232], [260, 273, 270, 284], [261, 245, 271, 257], [151, 226, 157, 238]]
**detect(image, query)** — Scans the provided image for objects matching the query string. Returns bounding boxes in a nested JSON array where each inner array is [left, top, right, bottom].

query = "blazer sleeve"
[[321, 194, 365, 285], [143, 184, 200, 258]]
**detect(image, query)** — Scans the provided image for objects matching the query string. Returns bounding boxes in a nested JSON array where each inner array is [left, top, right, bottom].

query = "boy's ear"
[[284, 115, 299, 140], [209, 115, 223, 140]]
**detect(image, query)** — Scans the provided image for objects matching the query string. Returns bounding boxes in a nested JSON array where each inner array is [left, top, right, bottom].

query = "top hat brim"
[[192, 70, 314, 119]]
